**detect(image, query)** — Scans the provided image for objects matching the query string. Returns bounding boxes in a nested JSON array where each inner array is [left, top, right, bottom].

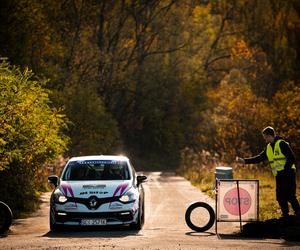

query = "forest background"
[[0, 0, 300, 218]]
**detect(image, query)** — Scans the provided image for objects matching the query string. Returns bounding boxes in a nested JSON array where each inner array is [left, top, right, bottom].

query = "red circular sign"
[[223, 187, 251, 215]]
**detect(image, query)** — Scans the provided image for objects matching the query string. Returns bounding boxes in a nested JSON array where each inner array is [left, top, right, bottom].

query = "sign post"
[[215, 179, 259, 235]]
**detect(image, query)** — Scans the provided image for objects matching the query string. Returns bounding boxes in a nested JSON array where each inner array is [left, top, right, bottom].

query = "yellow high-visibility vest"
[[266, 139, 296, 176]]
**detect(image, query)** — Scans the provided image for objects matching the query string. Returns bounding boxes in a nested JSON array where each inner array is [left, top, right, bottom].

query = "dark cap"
[[262, 126, 275, 136]]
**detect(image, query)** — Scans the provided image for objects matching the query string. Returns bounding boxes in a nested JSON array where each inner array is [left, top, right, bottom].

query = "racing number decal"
[[223, 187, 251, 215]]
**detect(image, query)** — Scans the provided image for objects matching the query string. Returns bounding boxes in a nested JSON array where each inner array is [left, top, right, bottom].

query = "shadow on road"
[[216, 233, 261, 240], [185, 231, 215, 237], [241, 216, 300, 242], [216, 233, 300, 248], [42, 226, 142, 238], [0, 232, 9, 238]]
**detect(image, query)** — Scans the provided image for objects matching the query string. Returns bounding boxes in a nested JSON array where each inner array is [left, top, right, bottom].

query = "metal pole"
[[236, 180, 242, 233], [215, 178, 218, 236], [257, 180, 259, 221]]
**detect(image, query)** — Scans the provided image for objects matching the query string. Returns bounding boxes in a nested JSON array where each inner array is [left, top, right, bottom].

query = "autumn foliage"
[[0, 59, 68, 213], [0, 0, 300, 215]]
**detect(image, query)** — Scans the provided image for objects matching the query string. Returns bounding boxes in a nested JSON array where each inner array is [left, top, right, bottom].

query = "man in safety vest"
[[237, 126, 300, 219]]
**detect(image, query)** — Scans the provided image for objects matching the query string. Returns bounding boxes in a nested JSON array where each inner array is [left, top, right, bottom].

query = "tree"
[[210, 0, 300, 93], [272, 81, 300, 156], [202, 69, 272, 162], [62, 82, 121, 156], [0, 0, 123, 156]]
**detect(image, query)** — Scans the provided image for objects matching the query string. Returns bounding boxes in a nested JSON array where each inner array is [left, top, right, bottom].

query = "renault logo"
[[89, 197, 98, 209]]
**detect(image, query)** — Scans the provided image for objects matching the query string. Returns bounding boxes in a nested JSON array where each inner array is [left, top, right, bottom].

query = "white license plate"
[[81, 219, 107, 226]]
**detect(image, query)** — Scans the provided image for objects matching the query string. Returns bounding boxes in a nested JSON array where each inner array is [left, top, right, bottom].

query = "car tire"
[[140, 199, 145, 226], [49, 209, 60, 232], [0, 201, 13, 234], [185, 202, 215, 232], [130, 199, 144, 230]]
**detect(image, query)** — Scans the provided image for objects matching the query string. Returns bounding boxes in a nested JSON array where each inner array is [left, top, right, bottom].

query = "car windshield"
[[62, 160, 130, 181]]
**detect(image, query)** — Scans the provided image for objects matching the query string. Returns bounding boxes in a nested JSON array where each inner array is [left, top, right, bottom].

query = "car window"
[[62, 160, 130, 181]]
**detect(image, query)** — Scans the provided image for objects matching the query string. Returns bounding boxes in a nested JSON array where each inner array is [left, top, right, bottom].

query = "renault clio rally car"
[[48, 155, 147, 231]]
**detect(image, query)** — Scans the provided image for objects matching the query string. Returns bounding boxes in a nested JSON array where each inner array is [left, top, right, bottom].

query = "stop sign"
[[223, 187, 251, 215]]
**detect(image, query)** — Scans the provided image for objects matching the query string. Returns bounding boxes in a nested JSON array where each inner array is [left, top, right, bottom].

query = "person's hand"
[[236, 157, 245, 164]]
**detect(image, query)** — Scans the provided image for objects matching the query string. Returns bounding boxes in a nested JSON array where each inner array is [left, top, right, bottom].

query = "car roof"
[[68, 155, 129, 162]]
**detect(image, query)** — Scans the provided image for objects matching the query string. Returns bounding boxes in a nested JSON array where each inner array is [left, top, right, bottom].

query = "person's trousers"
[[276, 169, 300, 216]]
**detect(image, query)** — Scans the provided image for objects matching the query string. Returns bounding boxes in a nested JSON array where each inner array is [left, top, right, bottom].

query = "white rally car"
[[48, 155, 147, 231]]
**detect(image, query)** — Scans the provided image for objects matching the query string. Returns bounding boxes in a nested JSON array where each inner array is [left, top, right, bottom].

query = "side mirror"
[[48, 175, 59, 188], [137, 175, 147, 186]]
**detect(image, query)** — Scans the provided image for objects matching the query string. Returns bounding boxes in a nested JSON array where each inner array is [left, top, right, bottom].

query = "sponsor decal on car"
[[78, 160, 121, 165], [79, 191, 108, 195], [82, 184, 106, 189]]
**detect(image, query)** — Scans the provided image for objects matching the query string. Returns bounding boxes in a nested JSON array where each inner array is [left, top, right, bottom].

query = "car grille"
[[63, 196, 134, 210], [56, 211, 134, 223]]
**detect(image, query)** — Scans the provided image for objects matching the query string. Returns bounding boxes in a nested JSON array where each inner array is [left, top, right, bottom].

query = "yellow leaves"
[[231, 40, 253, 61], [192, 6, 202, 19], [281, 35, 288, 48], [275, 8, 284, 31], [204, 73, 273, 161], [204, 67, 300, 162], [230, 40, 273, 97], [287, 7, 300, 29], [192, 5, 211, 24], [0, 59, 69, 171], [0, 137, 6, 146], [272, 81, 300, 154], [123, 38, 135, 49]]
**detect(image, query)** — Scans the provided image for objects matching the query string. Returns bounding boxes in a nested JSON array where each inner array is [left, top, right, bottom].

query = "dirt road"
[[1, 172, 299, 249]]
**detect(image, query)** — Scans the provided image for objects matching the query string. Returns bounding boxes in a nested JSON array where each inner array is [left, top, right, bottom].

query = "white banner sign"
[[217, 180, 258, 222]]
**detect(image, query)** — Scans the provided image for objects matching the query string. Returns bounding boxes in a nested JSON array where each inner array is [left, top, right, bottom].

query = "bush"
[[0, 59, 69, 215]]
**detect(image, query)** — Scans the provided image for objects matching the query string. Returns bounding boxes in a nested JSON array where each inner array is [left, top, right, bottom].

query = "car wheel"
[[49, 209, 60, 232], [130, 199, 144, 230], [140, 198, 145, 226]]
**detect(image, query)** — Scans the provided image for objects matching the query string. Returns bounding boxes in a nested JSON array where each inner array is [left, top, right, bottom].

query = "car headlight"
[[53, 189, 68, 204], [119, 189, 136, 203]]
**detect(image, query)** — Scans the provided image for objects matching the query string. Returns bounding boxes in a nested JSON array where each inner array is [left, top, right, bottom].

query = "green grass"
[[179, 165, 300, 220]]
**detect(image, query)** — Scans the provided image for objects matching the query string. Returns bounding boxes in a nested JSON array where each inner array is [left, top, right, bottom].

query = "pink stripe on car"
[[113, 183, 129, 197]]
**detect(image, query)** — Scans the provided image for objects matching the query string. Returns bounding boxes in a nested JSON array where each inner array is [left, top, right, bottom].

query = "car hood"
[[59, 180, 132, 198]]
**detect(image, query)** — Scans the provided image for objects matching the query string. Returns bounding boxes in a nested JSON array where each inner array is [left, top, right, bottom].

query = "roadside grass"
[[179, 164, 300, 220]]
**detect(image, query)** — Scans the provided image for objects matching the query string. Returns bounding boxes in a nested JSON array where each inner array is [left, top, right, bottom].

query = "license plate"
[[81, 218, 107, 226]]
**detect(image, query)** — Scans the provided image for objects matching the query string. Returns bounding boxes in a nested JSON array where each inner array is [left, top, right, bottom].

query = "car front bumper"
[[53, 210, 136, 226]]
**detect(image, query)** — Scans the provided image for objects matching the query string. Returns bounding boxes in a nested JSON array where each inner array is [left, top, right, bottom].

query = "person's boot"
[[279, 214, 289, 223], [296, 210, 300, 219]]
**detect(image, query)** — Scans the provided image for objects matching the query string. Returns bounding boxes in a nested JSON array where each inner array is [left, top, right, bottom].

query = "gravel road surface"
[[1, 172, 299, 249]]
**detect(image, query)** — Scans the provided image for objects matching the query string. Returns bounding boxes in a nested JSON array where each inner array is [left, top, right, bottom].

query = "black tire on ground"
[[185, 202, 215, 232], [0, 201, 13, 234]]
